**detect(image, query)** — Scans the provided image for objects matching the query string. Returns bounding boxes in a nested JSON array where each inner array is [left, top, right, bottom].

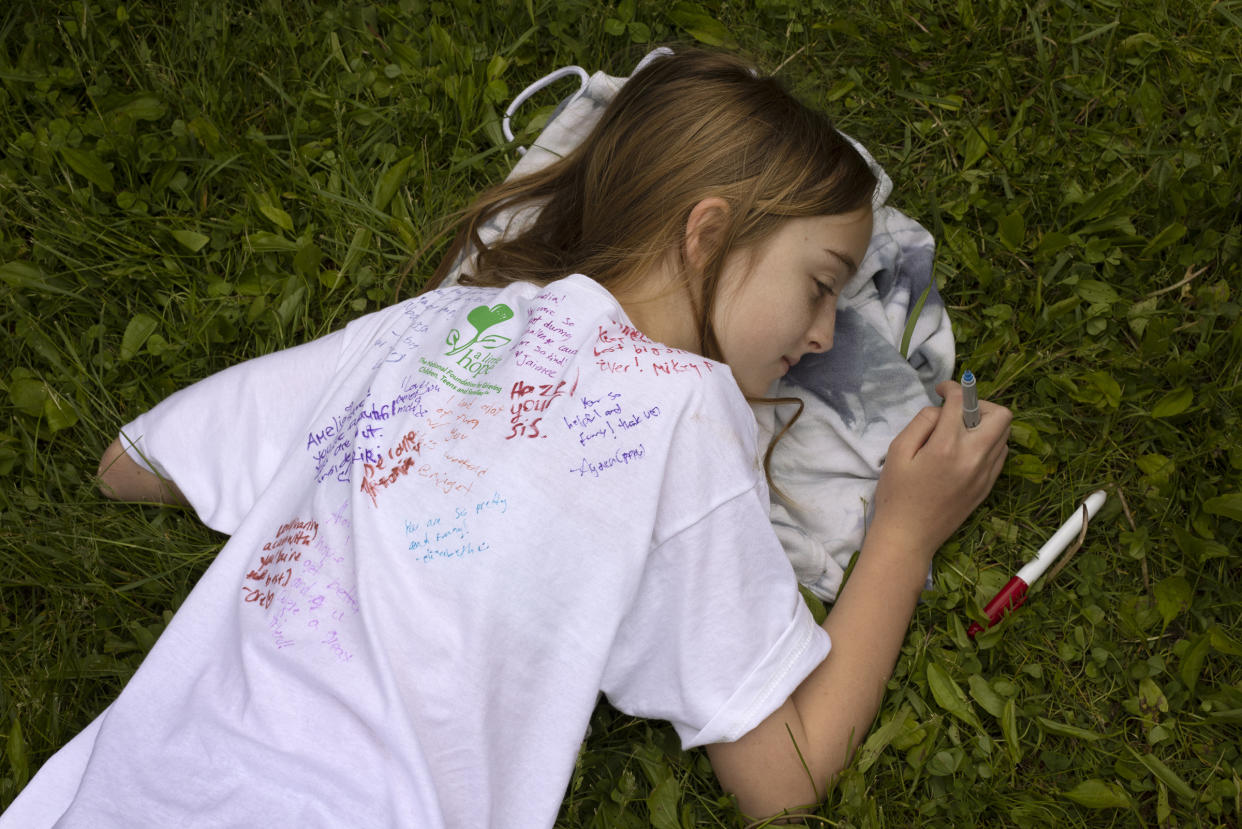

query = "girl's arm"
[[707, 382, 1011, 817], [98, 437, 189, 506]]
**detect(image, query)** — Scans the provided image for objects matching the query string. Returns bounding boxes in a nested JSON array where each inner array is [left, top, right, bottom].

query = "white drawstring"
[[631, 46, 672, 73], [502, 65, 590, 156], [500, 49, 674, 156]]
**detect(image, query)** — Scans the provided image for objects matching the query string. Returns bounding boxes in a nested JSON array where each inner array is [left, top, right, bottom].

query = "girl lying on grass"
[[3, 49, 1010, 826]]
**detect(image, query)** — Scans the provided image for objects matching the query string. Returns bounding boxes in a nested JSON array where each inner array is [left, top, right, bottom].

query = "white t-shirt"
[[3, 275, 829, 828]]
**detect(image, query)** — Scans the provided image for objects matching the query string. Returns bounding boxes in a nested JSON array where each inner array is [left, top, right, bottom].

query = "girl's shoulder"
[[338, 274, 757, 453]]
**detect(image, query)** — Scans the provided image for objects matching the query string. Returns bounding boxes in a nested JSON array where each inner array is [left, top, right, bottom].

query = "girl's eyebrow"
[[824, 248, 859, 278]]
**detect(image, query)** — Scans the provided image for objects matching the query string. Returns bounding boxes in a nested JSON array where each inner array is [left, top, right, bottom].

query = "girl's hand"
[[870, 380, 1011, 564]]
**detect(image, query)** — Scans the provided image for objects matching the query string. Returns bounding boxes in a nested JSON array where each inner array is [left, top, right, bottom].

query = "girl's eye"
[[812, 277, 835, 300]]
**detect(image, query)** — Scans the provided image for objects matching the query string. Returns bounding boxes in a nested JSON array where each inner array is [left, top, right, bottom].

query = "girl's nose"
[[806, 314, 835, 354]]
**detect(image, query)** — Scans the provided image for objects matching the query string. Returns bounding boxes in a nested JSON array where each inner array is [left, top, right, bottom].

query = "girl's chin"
[[727, 364, 782, 397]]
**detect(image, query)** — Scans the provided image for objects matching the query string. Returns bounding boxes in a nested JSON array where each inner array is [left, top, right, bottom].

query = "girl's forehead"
[[766, 209, 873, 250]]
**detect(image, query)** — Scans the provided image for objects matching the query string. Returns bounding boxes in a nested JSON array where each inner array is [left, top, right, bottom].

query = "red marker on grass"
[[966, 490, 1108, 637]]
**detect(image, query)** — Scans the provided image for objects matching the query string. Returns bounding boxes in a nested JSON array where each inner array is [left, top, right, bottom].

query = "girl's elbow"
[[97, 438, 186, 504], [97, 439, 130, 500], [706, 705, 836, 820]]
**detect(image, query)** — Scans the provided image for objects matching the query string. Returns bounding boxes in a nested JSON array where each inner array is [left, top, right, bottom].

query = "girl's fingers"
[[991, 444, 1009, 480], [889, 405, 941, 460], [976, 399, 1014, 443], [933, 381, 962, 435], [939, 380, 1012, 440], [934, 379, 959, 401]]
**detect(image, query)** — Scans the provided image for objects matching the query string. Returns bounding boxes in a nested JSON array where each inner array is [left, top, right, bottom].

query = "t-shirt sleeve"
[[598, 481, 831, 748], [117, 329, 349, 534]]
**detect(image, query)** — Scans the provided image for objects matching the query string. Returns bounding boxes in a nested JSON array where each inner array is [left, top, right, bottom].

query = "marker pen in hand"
[[966, 490, 1108, 637], [961, 369, 980, 429]]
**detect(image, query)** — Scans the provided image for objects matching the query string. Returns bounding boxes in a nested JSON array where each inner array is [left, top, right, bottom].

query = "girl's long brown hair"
[[426, 48, 876, 492]]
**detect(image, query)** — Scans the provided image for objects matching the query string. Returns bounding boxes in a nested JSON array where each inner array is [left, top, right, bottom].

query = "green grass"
[[2, 0, 1240, 825]]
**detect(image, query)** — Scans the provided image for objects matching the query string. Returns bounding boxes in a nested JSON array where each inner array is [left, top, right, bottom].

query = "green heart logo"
[[445, 303, 516, 356], [467, 304, 513, 333]]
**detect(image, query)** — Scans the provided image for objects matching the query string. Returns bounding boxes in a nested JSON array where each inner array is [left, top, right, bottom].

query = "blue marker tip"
[[962, 369, 974, 384]]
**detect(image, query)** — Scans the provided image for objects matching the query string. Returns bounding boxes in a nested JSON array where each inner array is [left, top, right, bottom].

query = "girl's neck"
[[610, 256, 701, 353]]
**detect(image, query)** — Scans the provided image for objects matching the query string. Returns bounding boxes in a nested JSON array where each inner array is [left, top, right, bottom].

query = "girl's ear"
[[683, 197, 731, 271]]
